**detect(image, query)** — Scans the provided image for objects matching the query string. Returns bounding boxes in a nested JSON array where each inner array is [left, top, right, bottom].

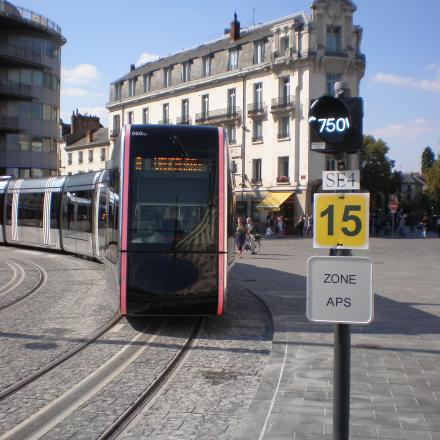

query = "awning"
[[256, 192, 294, 211]]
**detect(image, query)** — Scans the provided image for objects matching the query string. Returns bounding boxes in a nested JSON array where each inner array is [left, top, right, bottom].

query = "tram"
[[0, 124, 235, 316]]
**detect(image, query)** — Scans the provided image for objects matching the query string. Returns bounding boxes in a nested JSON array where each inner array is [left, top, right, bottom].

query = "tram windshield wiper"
[[169, 135, 189, 158]]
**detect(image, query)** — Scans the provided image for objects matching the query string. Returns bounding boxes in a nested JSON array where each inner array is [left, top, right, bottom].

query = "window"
[[88, 150, 94, 163], [68, 152, 72, 165], [32, 102, 42, 120], [326, 158, 336, 171], [226, 124, 236, 144], [100, 148, 106, 162], [280, 77, 290, 100], [43, 104, 52, 120], [278, 157, 289, 180], [326, 25, 341, 53], [202, 55, 212, 77], [20, 102, 32, 119], [115, 82, 122, 100], [278, 117, 290, 139], [128, 77, 137, 97], [42, 138, 51, 153], [18, 192, 44, 228], [254, 40, 265, 64], [181, 99, 189, 123], [181, 62, 190, 82], [252, 159, 262, 183], [18, 134, 30, 151], [31, 137, 42, 152], [19, 168, 31, 178], [280, 34, 289, 55], [254, 83, 263, 109], [127, 111, 133, 124], [63, 189, 93, 233], [142, 108, 149, 124], [33, 71, 43, 87], [78, 151, 83, 164], [162, 103, 169, 124], [143, 73, 151, 93], [113, 114, 121, 134], [201, 94, 209, 118], [227, 88, 236, 114], [252, 120, 262, 142], [228, 48, 239, 70], [164, 67, 172, 87], [326, 73, 341, 96]]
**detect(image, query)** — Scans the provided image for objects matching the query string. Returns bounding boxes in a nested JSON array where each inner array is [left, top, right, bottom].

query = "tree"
[[421, 146, 435, 175], [360, 135, 401, 208], [425, 155, 440, 211]]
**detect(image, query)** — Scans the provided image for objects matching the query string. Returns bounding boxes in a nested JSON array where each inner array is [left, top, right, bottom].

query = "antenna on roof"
[[252, 7, 256, 26]]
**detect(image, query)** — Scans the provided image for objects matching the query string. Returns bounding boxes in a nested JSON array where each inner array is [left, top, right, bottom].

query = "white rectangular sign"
[[307, 256, 373, 324], [230, 146, 242, 158], [322, 170, 360, 191]]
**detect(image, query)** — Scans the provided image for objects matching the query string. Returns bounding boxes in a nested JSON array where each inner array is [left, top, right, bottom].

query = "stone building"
[[107, 0, 365, 228], [0, 0, 65, 178], [58, 111, 110, 175]]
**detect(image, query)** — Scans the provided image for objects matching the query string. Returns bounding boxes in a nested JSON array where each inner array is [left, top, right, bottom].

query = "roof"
[[401, 173, 426, 186], [112, 12, 309, 84], [65, 128, 109, 151]]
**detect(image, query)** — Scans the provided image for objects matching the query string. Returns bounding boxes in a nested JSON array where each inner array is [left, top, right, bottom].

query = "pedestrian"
[[246, 217, 257, 254], [420, 215, 428, 238], [235, 217, 247, 258], [305, 214, 313, 237], [398, 214, 406, 238], [296, 215, 305, 237], [277, 215, 284, 238]]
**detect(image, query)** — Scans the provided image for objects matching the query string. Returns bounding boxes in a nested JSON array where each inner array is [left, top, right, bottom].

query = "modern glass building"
[[0, 0, 65, 178]]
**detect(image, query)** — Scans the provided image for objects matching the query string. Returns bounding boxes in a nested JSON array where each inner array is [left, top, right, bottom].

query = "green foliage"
[[425, 155, 440, 209], [360, 135, 401, 204], [421, 146, 435, 174]]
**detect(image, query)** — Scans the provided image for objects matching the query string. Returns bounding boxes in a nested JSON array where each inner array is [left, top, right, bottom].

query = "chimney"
[[230, 12, 240, 41], [87, 129, 93, 143], [130, 63, 135, 71]]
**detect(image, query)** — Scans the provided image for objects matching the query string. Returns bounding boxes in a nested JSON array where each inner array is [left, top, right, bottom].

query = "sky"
[[20, 0, 440, 173]]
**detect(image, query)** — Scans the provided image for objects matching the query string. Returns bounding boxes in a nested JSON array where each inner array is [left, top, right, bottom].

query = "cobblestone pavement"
[[0, 247, 115, 393], [233, 236, 440, 440]]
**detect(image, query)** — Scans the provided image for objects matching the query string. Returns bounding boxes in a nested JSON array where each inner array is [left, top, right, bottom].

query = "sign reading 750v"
[[313, 193, 369, 249]]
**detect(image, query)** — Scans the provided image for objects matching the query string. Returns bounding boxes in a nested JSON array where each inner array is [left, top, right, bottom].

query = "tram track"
[[0, 257, 47, 312], [0, 317, 202, 440]]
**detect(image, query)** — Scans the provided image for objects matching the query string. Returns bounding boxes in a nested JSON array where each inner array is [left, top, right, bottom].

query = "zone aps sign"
[[313, 192, 369, 249], [307, 256, 373, 324]]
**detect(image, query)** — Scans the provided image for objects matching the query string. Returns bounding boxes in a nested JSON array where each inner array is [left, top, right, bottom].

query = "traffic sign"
[[388, 200, 398, 213], [309, 96, 363, 153], [313, 192, 369, 249], [322, 170, 360, 191], [307, 256, 373, 324]]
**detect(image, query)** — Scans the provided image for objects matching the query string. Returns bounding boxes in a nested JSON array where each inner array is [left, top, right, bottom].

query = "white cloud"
[[62, 64, 100, 85], [61, 87, 88, 97], [374, 69, 440, 93], [373, 118, 437, 139], [136, 52, 160, 67]]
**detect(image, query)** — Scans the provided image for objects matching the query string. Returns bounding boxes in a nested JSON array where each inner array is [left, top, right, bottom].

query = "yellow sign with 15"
[[313, 193, 369, 249]]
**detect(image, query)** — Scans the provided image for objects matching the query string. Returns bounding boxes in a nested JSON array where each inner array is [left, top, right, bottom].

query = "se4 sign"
[[322, 170, 360, 191]]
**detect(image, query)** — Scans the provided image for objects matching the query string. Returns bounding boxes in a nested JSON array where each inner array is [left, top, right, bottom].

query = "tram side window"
[[6, 194, 12, 225], [65, 190, 93, 233], [0, 193, 4, 226], [18, 192, 44, 227]]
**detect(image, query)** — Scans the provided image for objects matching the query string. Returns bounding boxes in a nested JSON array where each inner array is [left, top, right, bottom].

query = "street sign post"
[[322, 170, 360, 191], [388, 200, 398, 214], [313, 193, 369, 249], [307, 256, 373, 324]]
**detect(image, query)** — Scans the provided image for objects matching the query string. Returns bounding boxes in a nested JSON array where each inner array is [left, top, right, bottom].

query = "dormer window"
[[114, 82, 122, 100], [280, 34, 289, 56], [228, 48, 239, 70], [202, 55, 212, 77], [164, 67, 172, 87], [128, 77, 137, 97], [143, 73, 151, 93], [181, 61, 191, 82], [253, 40, 265, 64]]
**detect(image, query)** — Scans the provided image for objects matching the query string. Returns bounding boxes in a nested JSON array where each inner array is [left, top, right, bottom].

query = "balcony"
[[195, 107, 241, 124], [250, 178, 262, 186], [0, 80, 32, 100], [247, 103, 267, 117], [271, 95, 295, 113], [176, 116, 191, 125], [110, 128, 120, 139], [0, 2, 65, 43], [277, 132, 290, 140], [158, 119, 171, 125], [324, 49, 348, 58], [0, 115, 20, 133], [251, 136, 263, 143]]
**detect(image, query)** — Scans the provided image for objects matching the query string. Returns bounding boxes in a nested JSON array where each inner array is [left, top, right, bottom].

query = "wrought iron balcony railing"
[[176, 116, 191, 125], [110, 128, 120, 139], [158, 119, 171, 125], [277, 131, 290, 139], [252, 136, 263, 143], [271, 95, 295, 112], [195, 107, 241, 124]]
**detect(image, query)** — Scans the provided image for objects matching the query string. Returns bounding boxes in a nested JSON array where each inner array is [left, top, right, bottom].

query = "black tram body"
[[0, 124, 234, 316]]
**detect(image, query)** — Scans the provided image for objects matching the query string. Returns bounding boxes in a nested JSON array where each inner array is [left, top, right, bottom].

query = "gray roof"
[[65, 127, 109, 151], [401, 173, 425, 186], [112, 12, 309, 84]]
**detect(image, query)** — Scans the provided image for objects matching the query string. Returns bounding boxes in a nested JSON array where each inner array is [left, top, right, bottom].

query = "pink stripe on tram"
[[120, 253, 127, 315], [217, 127, 225, 316]]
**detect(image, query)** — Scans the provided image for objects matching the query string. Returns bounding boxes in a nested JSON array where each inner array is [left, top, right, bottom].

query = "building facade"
[[107, 0, 365, 228], [0, 0, 65, 178], [58, 111, 110, 175]]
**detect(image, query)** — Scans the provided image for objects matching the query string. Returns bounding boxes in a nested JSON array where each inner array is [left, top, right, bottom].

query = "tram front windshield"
[[128, 136, 217, 252]]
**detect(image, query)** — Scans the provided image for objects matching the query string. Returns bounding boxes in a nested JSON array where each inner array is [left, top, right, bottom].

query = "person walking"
[[296, 215, 305, 237], [420, 215, 428, 238], [277, 215, 284, 238], [235, 217, 247, 258], [305, 214, 313, 237], [246, 217, 257, 254]]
